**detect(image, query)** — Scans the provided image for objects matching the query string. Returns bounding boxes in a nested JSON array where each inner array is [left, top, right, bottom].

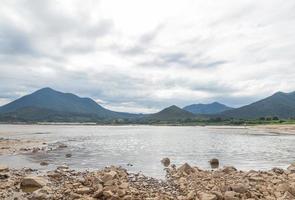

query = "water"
[[1, 124, 295, 177]]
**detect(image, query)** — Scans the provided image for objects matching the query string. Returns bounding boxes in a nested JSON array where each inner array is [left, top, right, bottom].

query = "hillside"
[[221, 91, 295, 119], [183, 102, 232, 114], [0, 87, 136, 121], [146, 105, 195, 121]]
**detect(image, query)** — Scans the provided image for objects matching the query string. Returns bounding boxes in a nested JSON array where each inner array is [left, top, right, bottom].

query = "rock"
[[0, 165, 8, 172], [161, 158, 170, 167], [40, 161, 49, 166], [209, 158, 219, 168], [272, 167, 284, 174], [119, 182, 129, 189], [101, 171, 117, 183], [198, 192, 217, 200], [57, 165, 69, 170], [65, 153, 72, 158], [76, 187, 91, 194], [278, 191, 295, 200], [224, 191, 239, 200], [21, 176, 47, 188], [178, 163, 194, 174], [222, 166, 237, 174], [230, 183, 248, 193], [0, 173, 9, 179], [58, 144, 67, 148], [186, 191, 196, 199], [287, 163, 295, 173], [93, 188, 103, 198]]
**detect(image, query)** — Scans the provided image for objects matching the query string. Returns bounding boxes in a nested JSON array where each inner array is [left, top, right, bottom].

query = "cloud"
[[0, 0, 295, 113]]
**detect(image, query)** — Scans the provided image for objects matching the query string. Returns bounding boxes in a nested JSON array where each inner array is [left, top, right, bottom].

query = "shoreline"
[[1, 162, 295, 199]]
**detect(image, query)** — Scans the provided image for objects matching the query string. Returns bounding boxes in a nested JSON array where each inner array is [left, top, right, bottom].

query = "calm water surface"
[[1, 124, 295, 177]]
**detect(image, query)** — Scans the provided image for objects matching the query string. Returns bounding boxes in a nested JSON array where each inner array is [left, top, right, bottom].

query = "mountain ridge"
[[183, 102, 232, 114]]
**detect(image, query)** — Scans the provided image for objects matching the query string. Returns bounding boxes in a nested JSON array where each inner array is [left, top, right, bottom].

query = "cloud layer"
[[1, 0, 295, 113]]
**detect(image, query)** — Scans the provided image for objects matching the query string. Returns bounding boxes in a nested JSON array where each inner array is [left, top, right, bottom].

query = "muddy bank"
[[1, 161, 295, 200], [251, 125, 295, 135], [0, 137, 47, 155]]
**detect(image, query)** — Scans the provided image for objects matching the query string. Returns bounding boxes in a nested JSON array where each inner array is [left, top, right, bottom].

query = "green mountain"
[[221, 91, 295, 119], [0, 87, 136, 121], [183, 102, 232, 114], [146, 105, 195, 121]]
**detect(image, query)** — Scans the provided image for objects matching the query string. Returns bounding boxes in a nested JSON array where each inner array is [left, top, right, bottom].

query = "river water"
[[1, 124, 295, 177]]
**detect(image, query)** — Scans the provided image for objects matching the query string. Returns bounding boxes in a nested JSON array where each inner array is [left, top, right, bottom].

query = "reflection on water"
[[1, 125, 295, 177]]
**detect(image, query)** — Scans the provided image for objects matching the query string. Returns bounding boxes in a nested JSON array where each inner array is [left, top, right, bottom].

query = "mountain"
[[221, 91, 295, 119], [146, 105, 195, 121], [0, 87, 136, 121], [183, 102, 232, 114]]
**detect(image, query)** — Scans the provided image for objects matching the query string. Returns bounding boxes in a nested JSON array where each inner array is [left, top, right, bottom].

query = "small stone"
[[57, 165, 69, 170], [65, 153, 72, 158], [40, 161, 49, 166], [58, 144, 67, 148]]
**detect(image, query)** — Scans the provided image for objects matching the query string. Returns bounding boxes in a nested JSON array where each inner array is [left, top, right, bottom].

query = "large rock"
[[230, 183, 248, 193], [0, 165, 9, 172], [101, 171, 117, 183], [21, 176, 47, 188], [287, 163, 295, 173], [209, 158, 219, 168], [224, 191, 239, 200], [161, 158, 170, 167], [177, 163, 195, 175], [198, 192, 217, 200], [222, 166, 237, 174]]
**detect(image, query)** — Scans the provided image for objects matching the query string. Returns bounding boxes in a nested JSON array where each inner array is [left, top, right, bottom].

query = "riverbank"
[[1, 162, 295, 200]]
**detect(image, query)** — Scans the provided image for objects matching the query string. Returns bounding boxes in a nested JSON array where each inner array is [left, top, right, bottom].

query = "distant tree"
[[272, 116, 279, 120], [259, 117, 265, 120]]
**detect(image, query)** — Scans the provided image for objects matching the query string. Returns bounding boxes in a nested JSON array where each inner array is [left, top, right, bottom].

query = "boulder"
[[40, 161, 49, 166], [287, 163, 295, 173], [224, 191, 239, 200], [177, 163, 195, 175], [21, 176, 47, 188], [102, 171, 117, 183], [76, 187, 91, 194], [198, 192, 217, 200], [209, 158, 219, 168], [230, 183, 248, 193], [161, 158, 171, 167], [222, 166, 237, 174], [0, 165, 8, 172]]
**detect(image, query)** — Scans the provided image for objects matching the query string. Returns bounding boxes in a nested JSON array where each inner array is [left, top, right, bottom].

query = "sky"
[[0, 0, 295, 113]]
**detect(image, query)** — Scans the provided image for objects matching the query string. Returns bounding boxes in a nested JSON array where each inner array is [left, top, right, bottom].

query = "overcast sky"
[[0, 0, 295, 113]]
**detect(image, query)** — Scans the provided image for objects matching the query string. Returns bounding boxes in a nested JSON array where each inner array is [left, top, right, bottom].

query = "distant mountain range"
[[0, 87, 136, 122], [1, 87, 295, 122], [220, 91, 295, 119], [183, 102, 232, 114]]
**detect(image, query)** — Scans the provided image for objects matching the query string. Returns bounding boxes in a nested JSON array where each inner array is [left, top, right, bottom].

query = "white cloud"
[[0, 0, 295, 112]]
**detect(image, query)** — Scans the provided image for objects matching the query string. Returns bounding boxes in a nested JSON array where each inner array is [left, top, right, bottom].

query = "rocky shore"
[[2, 161, 295, 200]]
